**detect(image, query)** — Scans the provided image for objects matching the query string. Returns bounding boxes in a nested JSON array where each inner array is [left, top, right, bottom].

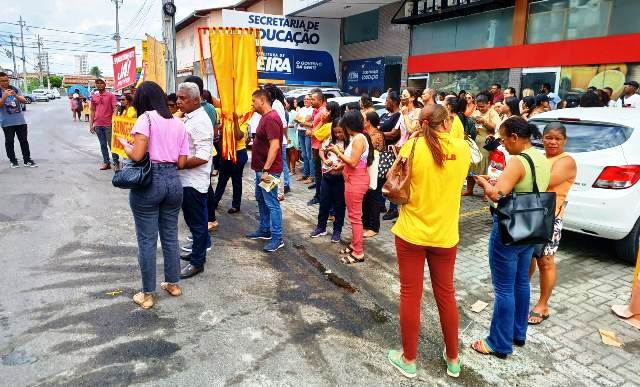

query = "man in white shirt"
[[296, 95, 314, 182], [176, 82, 213, 279], [614, 81, 640, 108]]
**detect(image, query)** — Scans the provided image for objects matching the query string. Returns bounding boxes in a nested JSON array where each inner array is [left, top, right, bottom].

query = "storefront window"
[[344, 10, 379, 45], [428, 69, 509, 95], [411, 8, 513, 55], [527, 0, 640, 44]]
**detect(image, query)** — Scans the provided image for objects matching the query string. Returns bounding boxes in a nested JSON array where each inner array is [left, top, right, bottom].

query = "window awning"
[[392, 0, 515, 25]]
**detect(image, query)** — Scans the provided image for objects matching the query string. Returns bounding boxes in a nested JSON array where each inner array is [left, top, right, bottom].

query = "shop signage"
[[222, 10, 339, 84], [341, 57, 385, 96]]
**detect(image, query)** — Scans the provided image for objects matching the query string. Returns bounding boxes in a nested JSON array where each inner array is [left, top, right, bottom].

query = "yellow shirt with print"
[[450, 114, 465, 140], [391, 134, 471, 248]]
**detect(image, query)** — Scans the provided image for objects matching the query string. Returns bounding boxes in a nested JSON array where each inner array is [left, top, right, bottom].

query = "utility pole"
[[112, 0, 123, 52], [162, 0, 177, 93], [9, 36, 17, 76], [45, 52, 51, 89], [19, 16, 27, 91], [36, 34, 43, 87]]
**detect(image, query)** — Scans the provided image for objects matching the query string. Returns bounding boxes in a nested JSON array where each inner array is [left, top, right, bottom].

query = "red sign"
[[112, 47, 137, 91]]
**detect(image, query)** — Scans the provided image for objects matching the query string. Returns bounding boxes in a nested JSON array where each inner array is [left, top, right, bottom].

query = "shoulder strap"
[[519, 152, 539, 194]]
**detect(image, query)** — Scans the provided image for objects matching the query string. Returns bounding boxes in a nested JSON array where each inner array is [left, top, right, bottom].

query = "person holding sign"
[[119, 81, 189, 310]]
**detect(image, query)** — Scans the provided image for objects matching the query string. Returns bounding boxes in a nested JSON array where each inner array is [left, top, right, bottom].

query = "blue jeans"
[[487, 215, 534, 354], [317, 173, 345, 232], [129, 164, 183, 292], [211, 148, 248, 212], [281, 145, 290, 187], [182, 187, 211, 268], [254, 171, 282, 241], [95, 125, 119, 164], [299, 131, 314, 178]]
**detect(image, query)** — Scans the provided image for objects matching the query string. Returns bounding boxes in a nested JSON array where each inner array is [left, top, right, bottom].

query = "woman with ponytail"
[[472, 116, 550, 359], [387, 104, 471, 379], [326, 110, 374, 264]]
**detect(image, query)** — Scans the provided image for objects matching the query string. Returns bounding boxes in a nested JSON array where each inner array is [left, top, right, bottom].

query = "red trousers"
[[343, 165, 369, 255], [395, 236, 459, 361]]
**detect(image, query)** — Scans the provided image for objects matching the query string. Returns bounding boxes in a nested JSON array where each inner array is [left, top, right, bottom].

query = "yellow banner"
[[144, 35, 167, 91], [111, 116, 137, 159]]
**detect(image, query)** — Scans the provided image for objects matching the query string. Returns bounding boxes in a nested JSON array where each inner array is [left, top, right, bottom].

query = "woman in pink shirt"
[[119, 81, 190, 309]]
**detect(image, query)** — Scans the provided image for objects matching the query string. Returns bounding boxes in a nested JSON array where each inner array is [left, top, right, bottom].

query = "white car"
[[46, 88, 61, 98], [287, 88, 349, 106], [31, 89, 50, 102], [529, 107, 640, 263]]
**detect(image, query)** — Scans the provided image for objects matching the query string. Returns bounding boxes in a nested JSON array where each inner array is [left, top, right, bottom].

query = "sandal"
[[528, 311, 549, 325], [133, 292, 154, 309], [341, 252, 365, 265], [471, 339, 506, 359], [339, 246, 353, 255], [160, 282, 182, 297]]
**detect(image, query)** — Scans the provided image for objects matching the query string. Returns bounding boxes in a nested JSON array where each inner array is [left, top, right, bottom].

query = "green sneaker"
[[443, 350, 461, 378], [387, 350, 416, 379]]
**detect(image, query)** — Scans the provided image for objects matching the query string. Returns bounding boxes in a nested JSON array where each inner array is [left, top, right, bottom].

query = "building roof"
[[62, 75, 115, 88], [175, 0, 260, 32]]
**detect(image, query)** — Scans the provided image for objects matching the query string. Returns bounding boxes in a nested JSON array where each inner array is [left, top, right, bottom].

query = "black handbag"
[[495, 152, 556, 246], [112, 113, 153, 189], [112, 152, 152, 189]]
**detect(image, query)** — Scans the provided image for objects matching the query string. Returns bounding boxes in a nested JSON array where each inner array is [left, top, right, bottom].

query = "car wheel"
[[614, 217, 640, 265]]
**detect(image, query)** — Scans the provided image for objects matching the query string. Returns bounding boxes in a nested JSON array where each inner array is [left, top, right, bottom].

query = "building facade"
[[393, 0, 640, 100], [286, 0, 410, 95], [74, 55, 88, 75]]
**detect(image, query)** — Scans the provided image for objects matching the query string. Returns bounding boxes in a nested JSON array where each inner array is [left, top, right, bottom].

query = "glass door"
[[521, 67, 560, 97]]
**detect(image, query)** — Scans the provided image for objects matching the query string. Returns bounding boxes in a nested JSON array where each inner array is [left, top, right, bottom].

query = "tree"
[[89, 66, 102, 78], [44, 75, 62, 88]]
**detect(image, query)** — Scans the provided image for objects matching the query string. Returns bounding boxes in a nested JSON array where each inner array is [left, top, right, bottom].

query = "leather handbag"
[[112, 152, 152, 189], [495, 152, 556, 246], [382, 136, 418, 205], [112, 113, 153, 189]]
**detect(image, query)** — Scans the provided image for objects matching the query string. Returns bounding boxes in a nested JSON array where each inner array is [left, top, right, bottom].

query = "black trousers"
[[312, 148, 322, 199], [2, 124, 31, 163], [362, 186, 381, 233]]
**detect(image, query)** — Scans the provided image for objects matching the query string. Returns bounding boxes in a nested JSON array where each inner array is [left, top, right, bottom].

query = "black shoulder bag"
[[495, 152, 556, 246], [112, 113, 153, 189]]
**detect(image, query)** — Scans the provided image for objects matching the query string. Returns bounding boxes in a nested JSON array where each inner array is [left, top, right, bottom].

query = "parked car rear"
[[529, 107, 640, 263]]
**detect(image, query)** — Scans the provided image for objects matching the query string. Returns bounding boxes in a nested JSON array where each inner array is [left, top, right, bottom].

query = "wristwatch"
[[261, 168, 269, 173]]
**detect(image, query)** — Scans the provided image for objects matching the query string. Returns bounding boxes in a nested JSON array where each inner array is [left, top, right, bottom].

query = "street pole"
[[162, 0, 177, 93], [113, 0, 123, 52], [19, 16, 27, 91], [9, 36, 17, 76], [45, 52, 51, 89], [36, 34, 43, 87]]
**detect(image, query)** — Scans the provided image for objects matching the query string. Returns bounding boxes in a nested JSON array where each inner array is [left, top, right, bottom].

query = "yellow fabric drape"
[[207, 28, 259, 163]]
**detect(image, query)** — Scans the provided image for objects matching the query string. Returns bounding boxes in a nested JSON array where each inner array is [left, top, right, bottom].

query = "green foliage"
[[89, 66, 102, 78], [45, 75, 62, 88]]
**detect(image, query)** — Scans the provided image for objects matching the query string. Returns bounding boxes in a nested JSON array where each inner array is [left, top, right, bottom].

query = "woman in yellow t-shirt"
[[118, 94, 137, 118], [387, 104, 470, 379]]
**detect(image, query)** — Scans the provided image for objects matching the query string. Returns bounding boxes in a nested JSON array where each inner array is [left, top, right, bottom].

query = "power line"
[[0, 21, 143, 41]]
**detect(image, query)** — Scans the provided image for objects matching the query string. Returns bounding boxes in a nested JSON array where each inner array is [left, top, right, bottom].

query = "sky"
[[0, 0, 238, 77]]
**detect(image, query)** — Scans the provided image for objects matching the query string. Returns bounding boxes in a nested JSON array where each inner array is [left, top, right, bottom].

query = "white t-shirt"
[[249, 112, 261, 135], [179, 107, 213, 193], [297, 106, 313, 131], [614, 93, 640, 108]]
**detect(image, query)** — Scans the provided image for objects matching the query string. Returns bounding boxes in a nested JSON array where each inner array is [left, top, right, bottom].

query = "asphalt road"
[[0, 99, 477, 386]]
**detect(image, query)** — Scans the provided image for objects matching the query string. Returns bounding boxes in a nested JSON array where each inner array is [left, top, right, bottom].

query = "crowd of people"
[[13, 74, 630, 377]]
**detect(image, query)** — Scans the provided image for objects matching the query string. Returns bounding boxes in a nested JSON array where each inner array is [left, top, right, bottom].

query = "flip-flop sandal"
[[341, 252, 365, 265], [471, 339, 507, 359], [528, 311, 550, 325]]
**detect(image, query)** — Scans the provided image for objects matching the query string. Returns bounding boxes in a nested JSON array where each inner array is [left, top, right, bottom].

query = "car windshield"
[[530, 119, 634, 153]]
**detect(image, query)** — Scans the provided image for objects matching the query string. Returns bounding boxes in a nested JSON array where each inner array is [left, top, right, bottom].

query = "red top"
[[311, 104, 327, 149], [492, 92, 504, 104], [90, 91, 117, 127], [251, 109, 283, 173]]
